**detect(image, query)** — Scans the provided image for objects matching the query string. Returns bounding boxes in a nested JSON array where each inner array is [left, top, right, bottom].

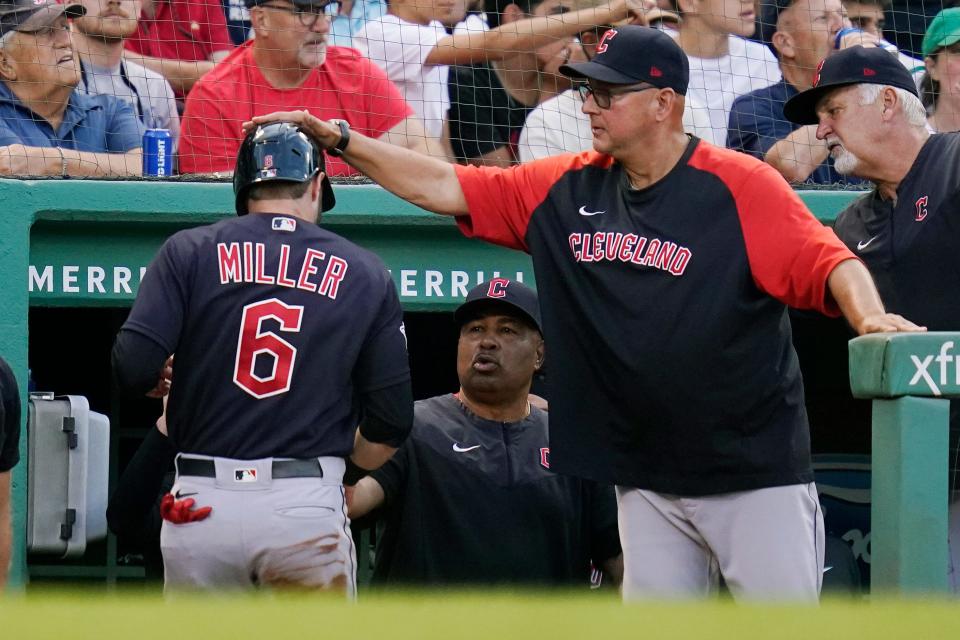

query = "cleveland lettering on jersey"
[[217, 241, 349, 299], [568, 232, 692, 276]]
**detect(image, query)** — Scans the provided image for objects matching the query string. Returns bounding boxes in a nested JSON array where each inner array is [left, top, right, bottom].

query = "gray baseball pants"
[[617, 483, 824, 601], [161, 454, 356, 595]]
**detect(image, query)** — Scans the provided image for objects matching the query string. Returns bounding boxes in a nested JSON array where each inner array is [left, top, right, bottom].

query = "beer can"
[[142, 128, 173, 177]]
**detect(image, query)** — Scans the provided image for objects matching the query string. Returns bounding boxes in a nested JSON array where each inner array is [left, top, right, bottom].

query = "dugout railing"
[[0, 179, 951, 594]]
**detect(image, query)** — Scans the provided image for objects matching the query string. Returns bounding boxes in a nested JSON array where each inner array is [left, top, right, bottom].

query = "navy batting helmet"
[[233, 121, 336, 216]]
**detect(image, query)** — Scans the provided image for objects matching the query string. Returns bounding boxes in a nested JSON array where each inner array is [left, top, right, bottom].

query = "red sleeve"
[[453, 152, 613, 252], [178, 80, 241, 173], [124, 25, 150, 57], [184, 0, 235, 56], [690, 148, 855, 316], [355, 56, 415, 138]]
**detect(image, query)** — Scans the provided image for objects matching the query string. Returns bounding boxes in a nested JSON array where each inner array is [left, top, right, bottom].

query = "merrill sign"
[[28, 264, 527, 300]]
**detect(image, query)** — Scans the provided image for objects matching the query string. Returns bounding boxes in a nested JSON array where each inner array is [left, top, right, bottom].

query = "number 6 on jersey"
[[234, 298, 304, 399]]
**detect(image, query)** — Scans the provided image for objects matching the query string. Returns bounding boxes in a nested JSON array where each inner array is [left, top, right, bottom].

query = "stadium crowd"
[[1, 0, 959, 177], [1, 0, 960, 598]]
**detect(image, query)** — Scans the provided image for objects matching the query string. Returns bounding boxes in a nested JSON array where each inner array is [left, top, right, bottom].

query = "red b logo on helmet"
[[596, 29, 617, 54]]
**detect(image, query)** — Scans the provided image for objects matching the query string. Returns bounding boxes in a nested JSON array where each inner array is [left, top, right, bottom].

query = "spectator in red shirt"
[[178, 0, 429, 176], [124, 0, 234, 97]]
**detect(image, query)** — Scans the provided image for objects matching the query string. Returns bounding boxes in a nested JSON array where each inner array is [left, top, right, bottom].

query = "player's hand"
[[146, 355, 174, 398], [242, 111, 342, 151], [344, 484, 355, 511], [156, 395, 169, 436], [857, 313, 927, 334], [160, 493, 212, 524]]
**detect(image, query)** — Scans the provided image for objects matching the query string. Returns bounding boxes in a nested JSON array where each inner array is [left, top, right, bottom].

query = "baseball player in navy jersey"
[[247, 26, 926, 601], [349, 279, 623, 586], [112, 121, 413, 593], [784, 45, 960, 591]]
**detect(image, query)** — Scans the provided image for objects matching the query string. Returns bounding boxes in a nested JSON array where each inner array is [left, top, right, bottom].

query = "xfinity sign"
[[910, 341, 959, 396]]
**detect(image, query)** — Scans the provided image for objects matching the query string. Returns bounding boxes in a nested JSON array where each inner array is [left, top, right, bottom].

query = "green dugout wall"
[[0, 179, 921, 589]]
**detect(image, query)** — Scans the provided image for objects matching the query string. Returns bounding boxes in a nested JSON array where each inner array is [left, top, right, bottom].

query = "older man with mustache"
[[785, 45, 960, 591], [178, 0, 429, 176], [0, 0, 143, 176]]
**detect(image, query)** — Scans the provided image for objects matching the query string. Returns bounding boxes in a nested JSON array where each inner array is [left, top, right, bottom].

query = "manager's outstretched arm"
[[827, 259, 926, 334], [244, 112, 468, 216]]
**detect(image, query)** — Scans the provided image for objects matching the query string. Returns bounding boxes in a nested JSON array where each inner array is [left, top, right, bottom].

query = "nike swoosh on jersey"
[[578, 206, 605, 216], [452, 443, 481, 453], [174, 490, 198, 499], [857, 235, 878, 250]]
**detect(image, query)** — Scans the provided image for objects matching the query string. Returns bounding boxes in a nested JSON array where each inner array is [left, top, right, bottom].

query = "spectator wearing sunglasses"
[[178, 0, 430, 176]]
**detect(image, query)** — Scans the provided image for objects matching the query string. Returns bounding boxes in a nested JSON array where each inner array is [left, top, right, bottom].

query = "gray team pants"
[[617, 483, 824, 601], [161, 454, 356, 595]]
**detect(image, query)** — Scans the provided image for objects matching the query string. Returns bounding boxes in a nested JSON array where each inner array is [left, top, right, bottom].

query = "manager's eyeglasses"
[[577, 82, 658, 109], [261, 1, 342, 27]]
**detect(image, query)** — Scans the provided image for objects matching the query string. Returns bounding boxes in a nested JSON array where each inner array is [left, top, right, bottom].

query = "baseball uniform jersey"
[[453, 138, 856, 496], [118, 212, 411, 591], [122, 213, 410, 460], [833, 132, 960, 332], [370, 394, 621, 585]]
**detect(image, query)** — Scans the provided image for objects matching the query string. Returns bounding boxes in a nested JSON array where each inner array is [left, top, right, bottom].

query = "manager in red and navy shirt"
[[245, 26, 925, 602]]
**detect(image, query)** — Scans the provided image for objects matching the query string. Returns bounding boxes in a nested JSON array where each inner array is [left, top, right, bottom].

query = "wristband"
[[343, 456, 370, 486], [327, 120, 351, 158]]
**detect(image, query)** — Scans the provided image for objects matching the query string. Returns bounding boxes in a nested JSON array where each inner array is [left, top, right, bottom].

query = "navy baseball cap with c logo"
[[560, 25, 689, 95], [783, 46, 919, 125], [455, 279, 542, 335]]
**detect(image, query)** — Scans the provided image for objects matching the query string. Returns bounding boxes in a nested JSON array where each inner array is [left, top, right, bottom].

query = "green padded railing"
[[849, 334, 958, 594]]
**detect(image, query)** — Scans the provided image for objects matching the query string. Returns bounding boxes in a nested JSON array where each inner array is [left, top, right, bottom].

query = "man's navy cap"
[[783, 46, 920, 125], [560, 25, 689, 95], [0, 1, 85, 38], [455, 279, 542, 335]]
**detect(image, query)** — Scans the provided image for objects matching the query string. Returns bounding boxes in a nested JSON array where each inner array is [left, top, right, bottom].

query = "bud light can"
[[142, 128, 172, 177]]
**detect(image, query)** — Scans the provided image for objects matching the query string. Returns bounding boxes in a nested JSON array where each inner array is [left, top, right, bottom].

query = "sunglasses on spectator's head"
[[260, 1, 342, 27]]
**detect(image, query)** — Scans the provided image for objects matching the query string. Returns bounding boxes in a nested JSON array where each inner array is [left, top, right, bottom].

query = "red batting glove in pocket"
[[160, 493, 213, 524]]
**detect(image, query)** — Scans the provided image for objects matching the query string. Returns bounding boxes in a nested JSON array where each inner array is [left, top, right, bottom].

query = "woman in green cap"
[[922, 7, 960, 132]]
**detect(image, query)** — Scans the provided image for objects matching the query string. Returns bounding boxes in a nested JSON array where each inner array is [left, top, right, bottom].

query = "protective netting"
[[0, 0, 953, 183]]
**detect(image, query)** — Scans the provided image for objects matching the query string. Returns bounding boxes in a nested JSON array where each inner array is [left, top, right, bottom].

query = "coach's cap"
[[784, 46, 919, 125], [560, 25, 689, 95], [455, 279, 542, 335], [922, 8, 960, 56], [0, 0, 85, 38]]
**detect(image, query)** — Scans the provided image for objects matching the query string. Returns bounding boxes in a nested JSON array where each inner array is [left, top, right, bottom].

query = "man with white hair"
[[785, 44, 960, 592]]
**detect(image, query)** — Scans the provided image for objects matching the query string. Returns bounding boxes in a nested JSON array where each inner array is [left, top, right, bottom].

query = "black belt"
[[178, 457, 324, 479]]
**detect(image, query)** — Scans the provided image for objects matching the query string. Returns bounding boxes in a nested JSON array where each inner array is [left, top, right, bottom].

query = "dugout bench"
[[0, 179, 952, 594]]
